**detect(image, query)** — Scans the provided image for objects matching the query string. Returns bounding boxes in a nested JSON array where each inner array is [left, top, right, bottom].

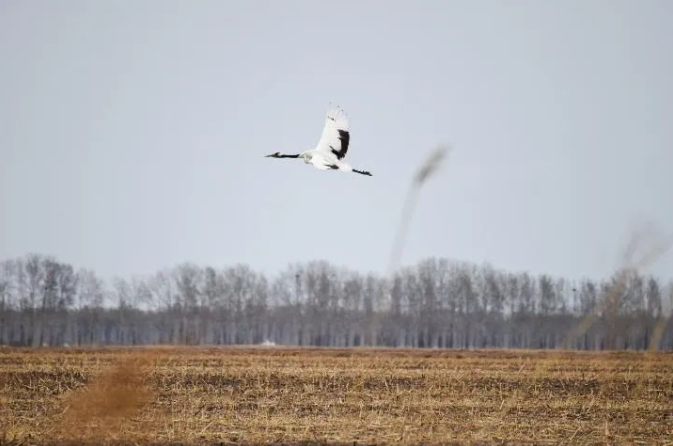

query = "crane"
[[265, 106, 372, 176]]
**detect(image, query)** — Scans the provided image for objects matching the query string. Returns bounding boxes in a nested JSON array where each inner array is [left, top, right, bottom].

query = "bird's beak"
[[265, 152, 277, 158]]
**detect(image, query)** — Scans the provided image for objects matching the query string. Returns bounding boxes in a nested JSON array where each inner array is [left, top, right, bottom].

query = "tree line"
[[0, 254, 671, 350]]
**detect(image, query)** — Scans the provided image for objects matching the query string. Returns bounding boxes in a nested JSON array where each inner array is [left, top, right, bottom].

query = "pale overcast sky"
[[1, 1, 672, 281]]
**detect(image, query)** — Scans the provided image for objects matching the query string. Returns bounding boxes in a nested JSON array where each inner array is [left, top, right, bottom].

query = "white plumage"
[[265, 106, 372, 177]]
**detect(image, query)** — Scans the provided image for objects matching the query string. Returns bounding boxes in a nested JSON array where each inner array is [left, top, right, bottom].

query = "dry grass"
[[1, 347, 672, 445]]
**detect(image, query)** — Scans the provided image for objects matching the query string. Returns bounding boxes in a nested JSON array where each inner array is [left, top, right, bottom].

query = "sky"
[[1, 0, 672, 282]]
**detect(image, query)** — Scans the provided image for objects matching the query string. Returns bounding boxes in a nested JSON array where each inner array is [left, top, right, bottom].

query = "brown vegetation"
[[1, 347, 672, 445]]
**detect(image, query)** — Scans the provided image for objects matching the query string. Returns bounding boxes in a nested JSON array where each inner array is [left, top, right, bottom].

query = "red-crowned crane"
[[265, 106, 372, 176]]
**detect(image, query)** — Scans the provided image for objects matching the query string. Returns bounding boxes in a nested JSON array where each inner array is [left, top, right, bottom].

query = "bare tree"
[[0, 253, 671, 350]]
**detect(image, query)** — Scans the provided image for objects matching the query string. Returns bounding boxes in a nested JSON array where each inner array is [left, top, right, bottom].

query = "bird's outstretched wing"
[[315, 106, 350, 160]]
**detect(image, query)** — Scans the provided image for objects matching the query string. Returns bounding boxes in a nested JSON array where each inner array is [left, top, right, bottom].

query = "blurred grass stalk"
[[369, 145, 450, 346], [564, 224, 673, 351], [387, 145, 451, 276], [379, 145, 671, 352]]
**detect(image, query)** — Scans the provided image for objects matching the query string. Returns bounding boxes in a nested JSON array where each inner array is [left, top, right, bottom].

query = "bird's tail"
[[338, 162, 353, 172]]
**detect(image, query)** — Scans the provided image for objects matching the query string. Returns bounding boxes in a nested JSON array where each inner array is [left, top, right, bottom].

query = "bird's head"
[[265, 152, 281, 158]]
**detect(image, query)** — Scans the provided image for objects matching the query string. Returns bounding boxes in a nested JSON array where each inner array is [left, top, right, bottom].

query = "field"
[[1, 347, 672, 445]]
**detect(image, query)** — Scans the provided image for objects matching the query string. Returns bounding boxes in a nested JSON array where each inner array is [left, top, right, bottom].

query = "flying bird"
[[265, 107, 372, 176]]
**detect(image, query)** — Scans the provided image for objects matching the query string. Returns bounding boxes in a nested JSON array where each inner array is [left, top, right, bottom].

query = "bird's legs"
[[353, 169, 372, 176]]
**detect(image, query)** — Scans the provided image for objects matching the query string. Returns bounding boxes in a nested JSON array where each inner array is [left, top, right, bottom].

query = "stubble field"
[[0, 347, 672, 445]]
